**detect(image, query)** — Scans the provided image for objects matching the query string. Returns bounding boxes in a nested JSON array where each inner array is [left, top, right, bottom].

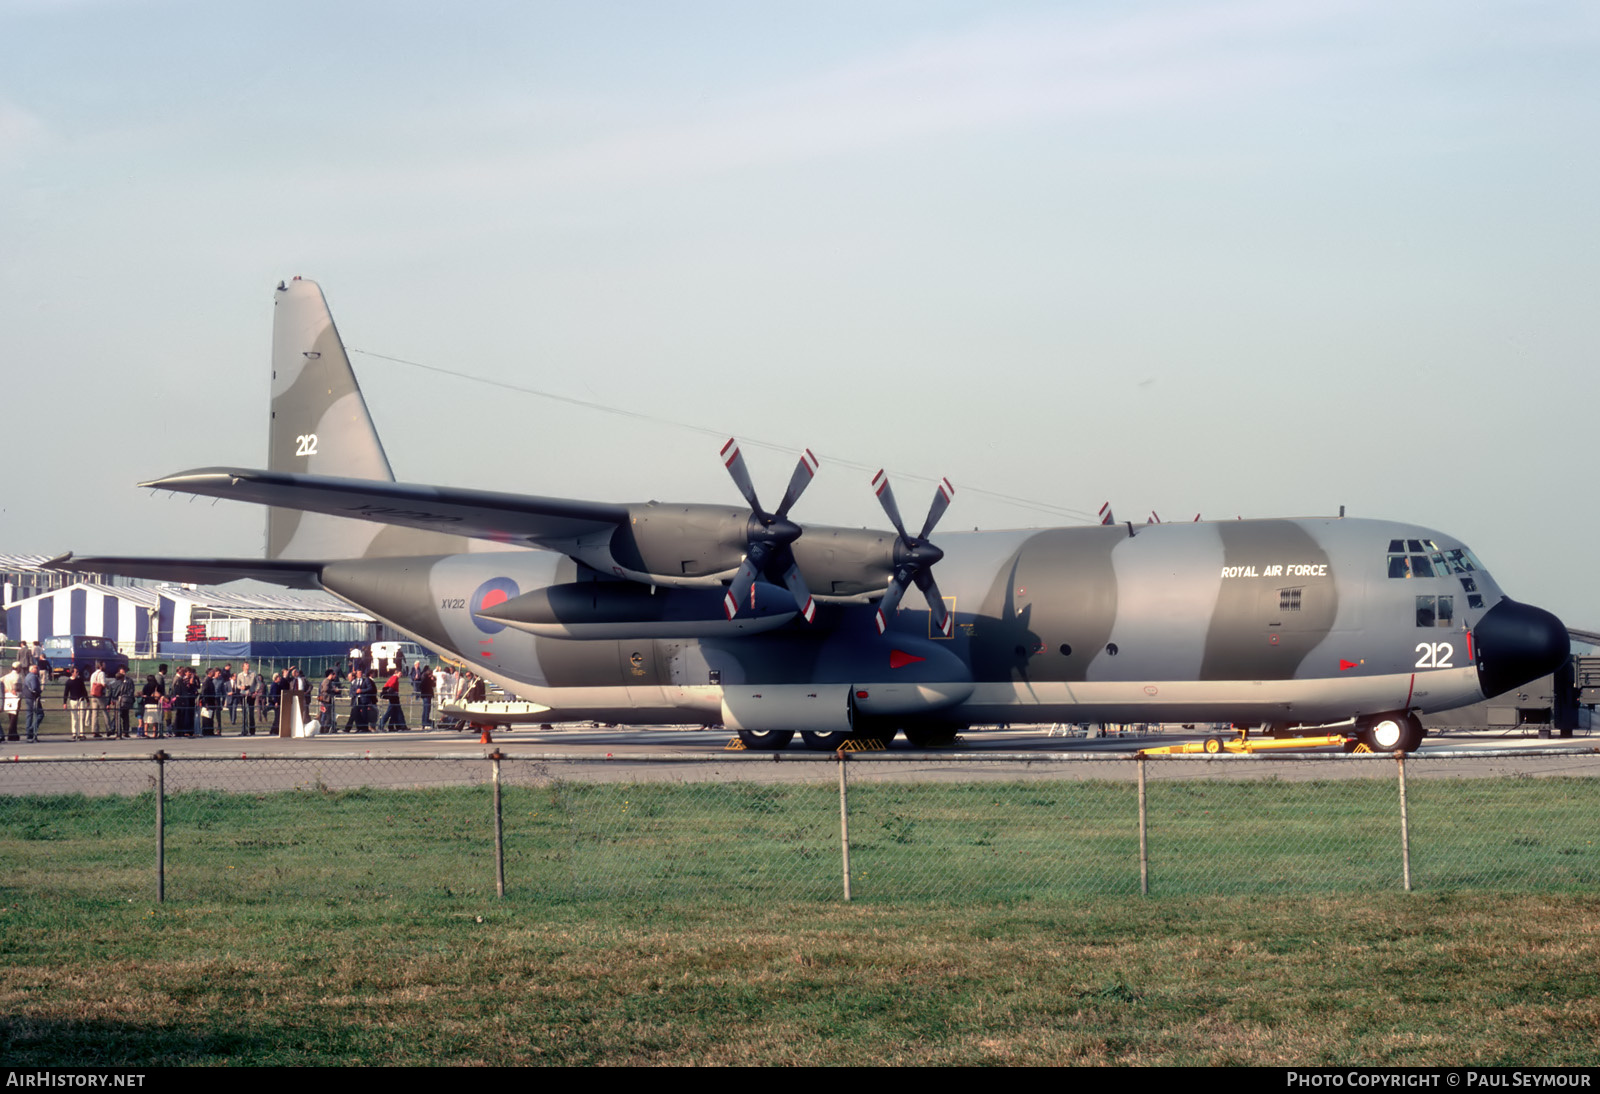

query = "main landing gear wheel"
[[800, 729, 853, 751], [903, 726, 960, 748], [850, 716, 898, 748], [737, 728, 794, 750], [1359, 713, 1423, 753]]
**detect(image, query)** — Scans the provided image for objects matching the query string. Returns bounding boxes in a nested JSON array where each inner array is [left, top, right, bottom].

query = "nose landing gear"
[[1355, 712, 1424, 753]]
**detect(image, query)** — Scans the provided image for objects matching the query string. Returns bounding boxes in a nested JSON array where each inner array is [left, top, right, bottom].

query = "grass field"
[[3, 779, 1599, 1065]]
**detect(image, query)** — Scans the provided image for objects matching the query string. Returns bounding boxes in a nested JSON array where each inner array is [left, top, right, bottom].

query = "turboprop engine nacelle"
[[473, 580, 797, 640]]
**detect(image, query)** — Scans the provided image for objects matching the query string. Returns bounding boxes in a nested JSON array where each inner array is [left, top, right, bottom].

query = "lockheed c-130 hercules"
[[50, 278, 1570, 753]]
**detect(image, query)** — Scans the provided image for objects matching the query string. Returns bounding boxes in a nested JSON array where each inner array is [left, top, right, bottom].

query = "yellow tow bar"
[[1139, 733, 1355, 756]]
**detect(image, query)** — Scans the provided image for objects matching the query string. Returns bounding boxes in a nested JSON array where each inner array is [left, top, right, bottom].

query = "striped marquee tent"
[[4, 581, 377, 659]]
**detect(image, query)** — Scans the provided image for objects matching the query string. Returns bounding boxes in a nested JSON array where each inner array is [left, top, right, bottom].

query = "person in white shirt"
[[89, 662, 112, 738], [234, 662, 259, 736], [2, 662, 20, 741]]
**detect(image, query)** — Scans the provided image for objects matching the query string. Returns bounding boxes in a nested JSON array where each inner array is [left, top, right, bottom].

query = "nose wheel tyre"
[[737, 728, 795, 750], [1360, 713, 1423, 753]]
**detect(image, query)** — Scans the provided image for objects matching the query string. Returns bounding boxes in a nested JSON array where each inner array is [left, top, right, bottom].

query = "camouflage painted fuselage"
[[319, 514, 1552, 732], [61, 279, 1561, 743]]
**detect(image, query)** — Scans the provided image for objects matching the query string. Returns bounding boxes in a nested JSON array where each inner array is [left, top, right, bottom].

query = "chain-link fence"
[[4, 749, 1599, 905]]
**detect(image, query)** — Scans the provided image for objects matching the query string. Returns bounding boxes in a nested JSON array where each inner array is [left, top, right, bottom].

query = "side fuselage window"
[[1416, 594, 1454, 627]]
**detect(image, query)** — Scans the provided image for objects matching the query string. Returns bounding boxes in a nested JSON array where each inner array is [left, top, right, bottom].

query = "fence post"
[[1138, 754, 1149, 896], [491, 749, 505, 899], [838, 751, 852, 902], [154, 750, 167, 903], [1397, 751, 1412, 892]]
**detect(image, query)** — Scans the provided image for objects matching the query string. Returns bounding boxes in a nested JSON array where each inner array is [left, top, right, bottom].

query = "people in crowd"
[[172, 667, 199, 737], [318, 669, 339, 732], [109, 667, 134, 738], [141, 673, 164, 738], [199, 668, 222, 736], [62, 667, 89, 741], [379, 668, 408, 731], [2, 661, 20, 741], [417, 663, 435, 729], [88, 661, 111, 738], [234, 661, 258, 735], [21, 664, 43, 743]]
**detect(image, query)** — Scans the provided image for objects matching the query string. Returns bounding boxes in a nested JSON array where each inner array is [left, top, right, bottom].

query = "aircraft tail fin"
[[268, 277, 476, 559]]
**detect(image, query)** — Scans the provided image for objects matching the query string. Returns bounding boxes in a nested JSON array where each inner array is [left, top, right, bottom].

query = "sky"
[[3, 0, 1598, 622]]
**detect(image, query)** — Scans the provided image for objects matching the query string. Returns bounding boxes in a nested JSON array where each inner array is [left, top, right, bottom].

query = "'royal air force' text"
[[1221, 563, 1329, 580]]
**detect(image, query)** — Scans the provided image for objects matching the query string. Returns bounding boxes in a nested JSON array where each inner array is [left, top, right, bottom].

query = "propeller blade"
[[914, 568, 954, 637], [1099, 502, 1115, 526], [871, 469, 909, 540], [873, 573, 910, 635], [720, 438, 763, 515], [774, 449, 820, 519], [719, 440, 819, 623], [870, 472, 955, 636], [777, 559, 816, 624], [917, 478, 955, 542], [723, 553, 763, 620]]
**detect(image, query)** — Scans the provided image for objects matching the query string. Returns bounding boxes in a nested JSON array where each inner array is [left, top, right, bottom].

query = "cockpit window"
[[1388, 554, 1436, 578], [1388, 542, 1482, 579]]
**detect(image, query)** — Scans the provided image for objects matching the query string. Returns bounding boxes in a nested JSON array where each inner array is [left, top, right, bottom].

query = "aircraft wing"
[[44, 553, 328, 589], [141, 467, 631, 548]]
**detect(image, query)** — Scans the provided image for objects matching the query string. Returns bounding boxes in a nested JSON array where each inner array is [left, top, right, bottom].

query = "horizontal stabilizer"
[[141, 467, 629, 548], [44, 552, 326, 590]]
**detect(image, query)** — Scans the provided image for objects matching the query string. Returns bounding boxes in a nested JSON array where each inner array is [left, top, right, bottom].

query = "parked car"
[[40, 636, 130, 679]]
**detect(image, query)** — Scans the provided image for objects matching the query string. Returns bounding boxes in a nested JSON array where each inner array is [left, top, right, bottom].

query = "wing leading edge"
[[44, 553, 327, 590], [141, 467, 631, 549]]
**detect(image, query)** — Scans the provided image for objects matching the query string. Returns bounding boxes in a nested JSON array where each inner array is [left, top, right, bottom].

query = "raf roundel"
[[470, 577, 520, 634]]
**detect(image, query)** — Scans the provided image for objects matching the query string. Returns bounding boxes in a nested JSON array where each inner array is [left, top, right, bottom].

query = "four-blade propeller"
[[871, 469, 955, 637], [719, 441, 957, 636], [720, 439, 819, 623]]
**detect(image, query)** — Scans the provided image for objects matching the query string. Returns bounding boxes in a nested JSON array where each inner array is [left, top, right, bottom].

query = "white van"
[[368, 640, 430, 675]]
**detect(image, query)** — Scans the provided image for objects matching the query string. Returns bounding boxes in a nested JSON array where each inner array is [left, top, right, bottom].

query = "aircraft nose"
[[1474, 598, 1569, 700]]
